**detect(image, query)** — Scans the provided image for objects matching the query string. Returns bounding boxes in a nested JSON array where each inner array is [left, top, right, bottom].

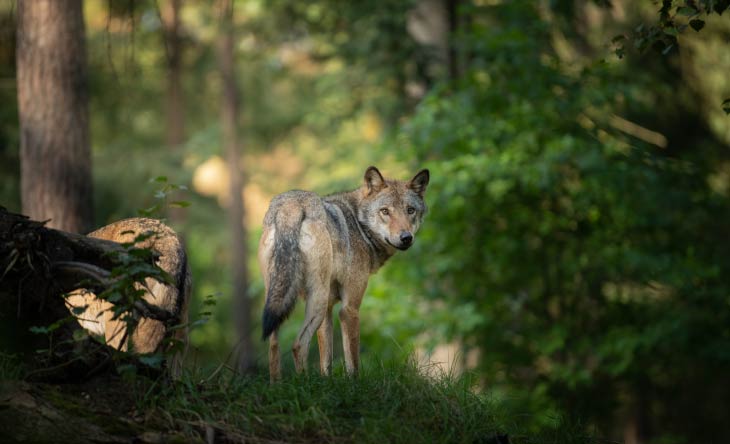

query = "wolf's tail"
[[261, 207, 305, 340]]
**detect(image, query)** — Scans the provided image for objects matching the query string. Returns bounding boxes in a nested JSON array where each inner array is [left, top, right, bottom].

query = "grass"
[[136, 358, 602, 444], [0, 349, 604, 443]]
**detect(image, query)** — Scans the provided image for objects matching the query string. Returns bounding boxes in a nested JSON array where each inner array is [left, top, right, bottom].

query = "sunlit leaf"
[[677, 6, 699, 16]]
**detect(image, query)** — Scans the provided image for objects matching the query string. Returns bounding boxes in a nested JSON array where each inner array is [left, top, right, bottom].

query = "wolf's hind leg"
[[269, 330, 281, 382], [317, 304, 334, 375], [292, 218, 332, 373], [292, 292, 327, 373]]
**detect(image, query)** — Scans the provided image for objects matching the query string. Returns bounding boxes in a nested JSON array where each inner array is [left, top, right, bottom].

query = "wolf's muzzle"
[[399, 231, 413, 248]]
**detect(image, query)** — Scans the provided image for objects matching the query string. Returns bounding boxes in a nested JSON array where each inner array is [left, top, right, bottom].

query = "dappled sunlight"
[[192, 155, 229, 202], [680, 14, 730, 144], [277, 42, 321, 75], [247, 144, 304, 191], [192, 154, 289, 228], [415, 342, 480, 379], [243, 182, 271, 228]]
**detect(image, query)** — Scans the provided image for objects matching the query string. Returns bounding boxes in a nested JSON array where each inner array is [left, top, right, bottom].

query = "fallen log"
[[0, 207, 190, 381]]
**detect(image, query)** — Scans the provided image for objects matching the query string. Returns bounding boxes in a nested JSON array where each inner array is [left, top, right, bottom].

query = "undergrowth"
[[137, 358, 601, 444], [0, 351, 605, 443]]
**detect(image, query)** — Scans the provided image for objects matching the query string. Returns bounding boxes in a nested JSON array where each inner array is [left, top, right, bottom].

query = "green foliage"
[[101, 231, 174, 327], [611, 0, 730, 112], [615, 0, 730, 55], [28, 316, 77, 360], [365, 1, 730, 440], [137, 176, 190, 219]]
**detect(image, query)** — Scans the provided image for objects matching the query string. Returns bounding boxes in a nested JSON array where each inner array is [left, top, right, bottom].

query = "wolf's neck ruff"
[[327, 190, 393, 272], [355, 217, 392, 271]]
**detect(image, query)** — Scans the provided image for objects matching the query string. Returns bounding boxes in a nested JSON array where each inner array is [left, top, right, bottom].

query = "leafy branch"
[[611, 0, 730, 114], [137, 176, 191, 218]]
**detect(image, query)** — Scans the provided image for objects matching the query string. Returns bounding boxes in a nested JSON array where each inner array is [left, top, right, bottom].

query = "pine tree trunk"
[[160, 0, 186, 225], [162, 0, 184, 149], [446, 0, 463, 81], [219, 0, 255, 373], [16, 0, 92, 234]]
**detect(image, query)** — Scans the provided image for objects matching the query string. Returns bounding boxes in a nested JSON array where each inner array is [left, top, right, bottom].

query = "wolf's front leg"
[[317, 305, 334, 375]]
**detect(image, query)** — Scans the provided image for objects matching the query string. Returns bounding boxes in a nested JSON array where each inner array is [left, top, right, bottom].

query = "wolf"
[[259, 166, 430, 380], [65, 218, 191, 378]]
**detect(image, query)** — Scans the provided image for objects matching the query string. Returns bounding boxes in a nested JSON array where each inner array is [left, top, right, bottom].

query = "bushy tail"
[[261, 208, 304, 339]]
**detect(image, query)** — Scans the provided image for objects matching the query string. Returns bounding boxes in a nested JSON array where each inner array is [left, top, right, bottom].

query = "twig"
[[52, 261, 178, 323], [52, 261, 112, 286]]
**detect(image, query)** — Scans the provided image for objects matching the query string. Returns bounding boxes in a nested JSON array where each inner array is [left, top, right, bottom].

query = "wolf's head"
[[358, 166, 430, 251]]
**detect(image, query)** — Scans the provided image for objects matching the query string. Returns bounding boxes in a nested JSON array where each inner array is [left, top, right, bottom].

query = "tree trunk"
[[16, 0, 92, 234], [161, 0, 185, 149], [159, 0, 187, 226], [624, 380, 653, 444], [446, 0, 464, 81], [160, 0, 185, 230], [218, 0, 255, 374]]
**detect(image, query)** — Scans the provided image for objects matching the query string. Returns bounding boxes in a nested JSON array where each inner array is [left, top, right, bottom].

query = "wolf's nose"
[[400, 232, 413, 246]]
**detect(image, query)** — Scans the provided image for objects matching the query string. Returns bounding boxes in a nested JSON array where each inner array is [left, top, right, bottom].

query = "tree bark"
[[16, 0, 92, 234], [446, 0, 464, 81], [160, 0, 187, 226], [161, 0, 185, 149], [218, 0, 255, 374]]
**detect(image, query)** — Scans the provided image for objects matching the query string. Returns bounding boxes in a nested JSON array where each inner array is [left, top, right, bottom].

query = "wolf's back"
[[261, 201, 305, 339]]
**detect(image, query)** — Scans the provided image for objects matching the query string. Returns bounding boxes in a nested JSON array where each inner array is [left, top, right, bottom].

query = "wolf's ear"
[[364, 166, 387, 194], [408, 169, 430, 197]]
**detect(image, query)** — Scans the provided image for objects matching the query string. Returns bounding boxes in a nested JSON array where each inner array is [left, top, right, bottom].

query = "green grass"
[[0, 352, 604, 443], [138, 358, 601, 444]]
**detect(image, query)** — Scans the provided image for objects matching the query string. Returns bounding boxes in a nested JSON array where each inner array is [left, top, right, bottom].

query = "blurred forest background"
[[1, 1, 729, 443]]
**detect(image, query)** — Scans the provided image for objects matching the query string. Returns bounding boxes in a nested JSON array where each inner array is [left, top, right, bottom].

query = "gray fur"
[[259, 166, 430, 379], [261, 193, 306, 338]]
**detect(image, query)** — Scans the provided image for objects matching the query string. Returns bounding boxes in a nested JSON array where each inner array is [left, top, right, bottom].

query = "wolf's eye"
[[407, 207, 415, 215], [380, 208, 390, 216]]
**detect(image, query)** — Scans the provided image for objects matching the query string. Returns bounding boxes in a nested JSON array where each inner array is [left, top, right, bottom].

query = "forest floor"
[[0, 359, 596, 444]]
